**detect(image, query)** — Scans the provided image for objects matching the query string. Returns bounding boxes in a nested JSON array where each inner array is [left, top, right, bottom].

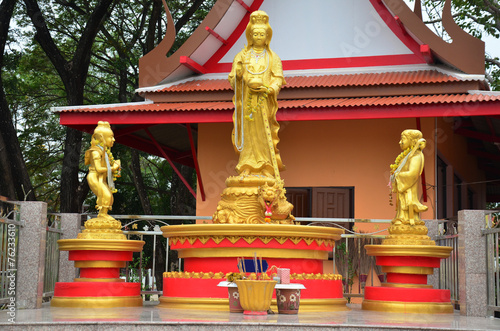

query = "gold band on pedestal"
[[381, 266, 434, 275], [57, 239, 144, 252], [74, 278, 124, 282], [158, 297, 349, 312], [162, 224, 342, 246], [362, 299, 453, 314], [178, 247, 328, 260], [382, 283, 433, 288], [75, 261, 126, 268], [51, 296, 143, 308], [365, 244, 453, 258]]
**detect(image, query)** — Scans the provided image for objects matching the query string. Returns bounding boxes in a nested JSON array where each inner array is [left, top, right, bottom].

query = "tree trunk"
[[170, 162, 196, 216], [129, 148, 153, 214], [129, 148, 165, 290], [0, 0, 36, 201], [0, 126, 16, 200]]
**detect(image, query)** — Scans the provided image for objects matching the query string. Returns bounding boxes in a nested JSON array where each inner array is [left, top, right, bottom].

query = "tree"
[[2, 0, 213, 213], [0, 0, 36, 201]]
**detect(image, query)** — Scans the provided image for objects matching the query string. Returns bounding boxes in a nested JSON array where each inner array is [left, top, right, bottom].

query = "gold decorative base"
[[383, 234, 435, 246], [78, 216, 125, 240], [50, 296, 143, 308], [57, 239, 145, 252], [362, 299, 453, 314], [365, 244, 453, 259], [213, 175, 294, 224], [158, 297, 350, 312]]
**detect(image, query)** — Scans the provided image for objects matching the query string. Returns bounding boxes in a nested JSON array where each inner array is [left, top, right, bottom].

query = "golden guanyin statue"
[[212, 11, 294, 224], [383, 129, 434, 245], [78, 121, 125, 239]]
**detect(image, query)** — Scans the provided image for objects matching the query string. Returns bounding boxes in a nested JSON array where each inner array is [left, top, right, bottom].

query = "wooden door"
[[311, 188, 351, 218], [285, 188, 310, 217]]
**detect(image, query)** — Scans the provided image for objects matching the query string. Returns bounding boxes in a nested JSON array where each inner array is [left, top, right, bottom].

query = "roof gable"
[[139, 0, 484, 88]]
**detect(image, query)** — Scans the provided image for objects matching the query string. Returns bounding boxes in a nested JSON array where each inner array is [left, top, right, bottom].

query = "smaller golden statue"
[[384, 129, 434, 245], [78, 121, 125, 240]]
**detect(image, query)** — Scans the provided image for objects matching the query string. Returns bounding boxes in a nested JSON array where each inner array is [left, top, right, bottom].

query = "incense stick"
[[241, 257, 247, 274], [253, 252, 258, 276], [259, 256, 264, 276]]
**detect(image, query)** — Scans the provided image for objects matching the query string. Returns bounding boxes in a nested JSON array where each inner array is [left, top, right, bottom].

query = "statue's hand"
[[112, 159, 121, 171], [250, 85, 269, 94]]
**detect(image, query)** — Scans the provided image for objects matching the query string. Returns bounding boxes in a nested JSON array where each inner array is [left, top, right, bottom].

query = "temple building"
[[53, 0, 500, 232]]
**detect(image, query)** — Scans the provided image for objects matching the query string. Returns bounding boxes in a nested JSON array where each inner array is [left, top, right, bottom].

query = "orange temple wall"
[[195, 117, 485, 230]]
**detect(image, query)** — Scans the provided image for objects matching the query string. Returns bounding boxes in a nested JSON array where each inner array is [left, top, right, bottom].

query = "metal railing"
[[43, 213, 62, 300], [483, 211, 500, 317], [105, 215, 212, 299], [66, 214, 472, 306], [0, 201, 22, 307], [435, 219, 459, 307], [300, 218, 390, 300]]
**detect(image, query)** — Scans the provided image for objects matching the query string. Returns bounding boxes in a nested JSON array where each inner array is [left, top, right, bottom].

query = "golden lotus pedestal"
[[51, 239, 145, 308], [159, 224, 348, 312], [362, 244, 454, 314]]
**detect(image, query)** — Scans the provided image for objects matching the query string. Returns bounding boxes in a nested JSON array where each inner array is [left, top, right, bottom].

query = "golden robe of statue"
[[212, 11, 294, 224], [228, 11, 285, 178], [78, 121, 125, 239], [384, 129, 434, 245]]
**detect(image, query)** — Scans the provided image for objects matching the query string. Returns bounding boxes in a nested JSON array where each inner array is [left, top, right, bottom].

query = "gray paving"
[[1, 302, 500, 330]]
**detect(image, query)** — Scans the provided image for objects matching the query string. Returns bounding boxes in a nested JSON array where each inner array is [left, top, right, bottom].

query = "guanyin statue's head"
[[245, 11, 272, 50]]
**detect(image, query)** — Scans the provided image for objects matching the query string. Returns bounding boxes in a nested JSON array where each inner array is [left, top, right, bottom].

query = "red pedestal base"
[[52, 239, 144, 308], [160, 224, 348, 312], [362, 245, 453, 314]]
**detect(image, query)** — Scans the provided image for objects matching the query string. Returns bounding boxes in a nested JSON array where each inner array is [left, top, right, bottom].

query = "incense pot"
[[235, 280, 277, 315]]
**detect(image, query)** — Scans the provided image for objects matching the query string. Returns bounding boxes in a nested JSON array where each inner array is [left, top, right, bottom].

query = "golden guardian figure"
[[213, 11, 294, 224], [384, 129, 434, 245], [78, 121, 125, 239]]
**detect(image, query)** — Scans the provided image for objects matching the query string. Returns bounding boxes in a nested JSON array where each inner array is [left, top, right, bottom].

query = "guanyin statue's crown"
[[251, 11, 268, 25]]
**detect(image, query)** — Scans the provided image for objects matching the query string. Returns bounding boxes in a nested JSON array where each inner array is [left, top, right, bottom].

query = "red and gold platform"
[[51, 239, 145, 308], [362, 245, 453, 314], [159, 224, 347, 311]]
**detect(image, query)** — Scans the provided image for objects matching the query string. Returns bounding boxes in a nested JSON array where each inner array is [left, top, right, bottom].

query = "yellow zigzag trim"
[[163, 271, 342, 281], [168, 236, 335, 248]]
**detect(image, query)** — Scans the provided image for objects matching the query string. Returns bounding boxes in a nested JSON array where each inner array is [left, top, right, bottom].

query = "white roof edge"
[[432, 66, 485, 81], [136, 64, 487, 93], [468, 90, 500, 96], [51, 100, 154, 113], [136, 73, 230, 93]]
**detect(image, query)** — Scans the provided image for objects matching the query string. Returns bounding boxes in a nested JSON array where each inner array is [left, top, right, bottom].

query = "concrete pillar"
[[458, 210, 487, 317], [424, 219, 439, 290], [17, 201, 47, 309], [58, 214, 81, 283]]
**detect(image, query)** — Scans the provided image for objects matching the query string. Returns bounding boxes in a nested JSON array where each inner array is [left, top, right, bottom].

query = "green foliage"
[[3, 0, 212, 212]]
